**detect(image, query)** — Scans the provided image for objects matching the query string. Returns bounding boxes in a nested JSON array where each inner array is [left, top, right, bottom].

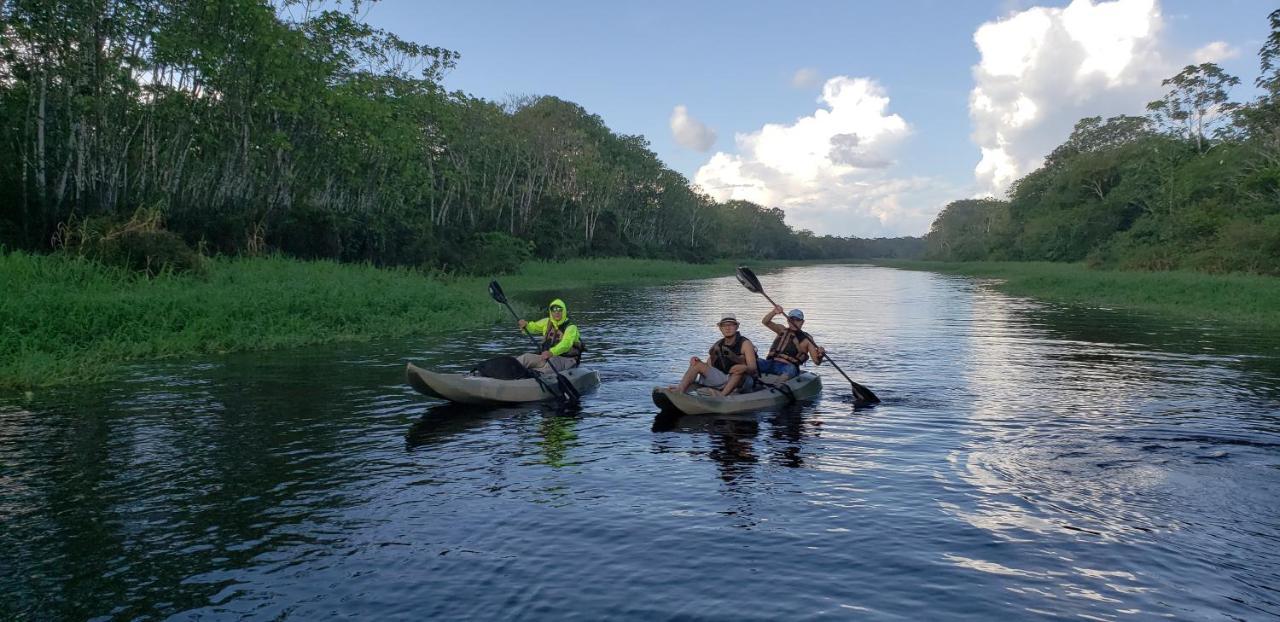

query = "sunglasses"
[[549, 306, 564, 312]]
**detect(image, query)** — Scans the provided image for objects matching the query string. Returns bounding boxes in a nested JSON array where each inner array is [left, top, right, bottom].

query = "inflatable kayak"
[[406, 362, 600, 405], [651, 371, 822, 415]]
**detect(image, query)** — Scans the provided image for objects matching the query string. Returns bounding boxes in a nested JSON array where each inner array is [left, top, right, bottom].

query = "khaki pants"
[[517, 353, 576, 373]]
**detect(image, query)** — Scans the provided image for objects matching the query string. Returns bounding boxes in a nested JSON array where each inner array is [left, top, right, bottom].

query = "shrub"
[[1194, 215, 1280, 275], [92, 229, 206, 277], [54, 208, 206, 277]]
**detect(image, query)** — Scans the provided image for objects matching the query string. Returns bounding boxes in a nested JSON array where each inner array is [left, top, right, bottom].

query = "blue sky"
[[365, 1, 1274, 237]]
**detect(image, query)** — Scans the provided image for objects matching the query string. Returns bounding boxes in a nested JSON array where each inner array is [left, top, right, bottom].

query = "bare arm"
[[803, 338, 825, 365], [762, 305, 785, 335], [743, 341, 759, 376]]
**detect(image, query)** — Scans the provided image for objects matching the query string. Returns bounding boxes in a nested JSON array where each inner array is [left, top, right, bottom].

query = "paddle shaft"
[[755, 288, 878, 404], [498, 300, 550, 353]]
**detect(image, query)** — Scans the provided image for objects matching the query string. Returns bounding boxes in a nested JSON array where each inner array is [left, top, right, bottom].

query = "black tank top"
[[711, 336, 750, 373]]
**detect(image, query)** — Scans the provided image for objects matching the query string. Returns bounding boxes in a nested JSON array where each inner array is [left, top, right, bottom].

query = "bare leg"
[[719, 372, 745, 397], [673, 357, 710, 393]]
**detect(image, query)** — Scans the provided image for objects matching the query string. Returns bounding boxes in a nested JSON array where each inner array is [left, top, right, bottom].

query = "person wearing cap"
[[757, 305, 824, 379], [669, 313, 758, 396], [516, 298, 584, 373]]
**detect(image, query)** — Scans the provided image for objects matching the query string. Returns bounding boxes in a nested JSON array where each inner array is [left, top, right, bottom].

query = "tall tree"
[[1146, 63, 1241, 152]]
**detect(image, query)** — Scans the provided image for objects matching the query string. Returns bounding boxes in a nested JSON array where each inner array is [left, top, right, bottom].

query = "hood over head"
[[548, 299, 569, 327]]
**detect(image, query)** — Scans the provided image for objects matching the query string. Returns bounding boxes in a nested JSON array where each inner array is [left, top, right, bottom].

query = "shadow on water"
[[651, 401, 824, 478], [405, 400, 585, 470], [404, 402, 525, 450]]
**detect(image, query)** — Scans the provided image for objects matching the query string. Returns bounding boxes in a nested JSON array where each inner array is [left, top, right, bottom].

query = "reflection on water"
[[3, 265, 1280, 620]]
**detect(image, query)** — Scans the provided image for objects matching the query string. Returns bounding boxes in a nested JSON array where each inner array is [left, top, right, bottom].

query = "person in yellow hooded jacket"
[[516, 298, 584, 373]]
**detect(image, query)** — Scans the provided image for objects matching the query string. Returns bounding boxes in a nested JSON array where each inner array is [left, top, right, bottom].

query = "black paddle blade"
[[488, 280, 508, 305], [556, 373, 582, 404], [850, 381, 881, 405], [735, 266, 763, 294]]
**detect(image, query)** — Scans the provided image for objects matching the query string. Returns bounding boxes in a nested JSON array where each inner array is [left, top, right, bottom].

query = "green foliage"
[[925, 199, 1010, 261], [449, 231, 534, 276], [1044, 115, 1153, 167], [90, 230, 206, 277], [1146, 63, 1241, 151], [52, 209, 206, 277], [0, 0, 918, 269], [0, 252, 749, 389], [926, 17, 1280, 277], [1192, 215, 1280, 275]]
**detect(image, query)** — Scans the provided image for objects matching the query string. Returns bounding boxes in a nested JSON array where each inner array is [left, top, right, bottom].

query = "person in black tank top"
[[757, 305, 825, 379], [668, 313, 759, 396]]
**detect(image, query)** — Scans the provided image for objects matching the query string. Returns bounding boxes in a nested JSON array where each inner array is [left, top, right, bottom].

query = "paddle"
[[488, 280, 582, 406], [734, 266, 881, 405]]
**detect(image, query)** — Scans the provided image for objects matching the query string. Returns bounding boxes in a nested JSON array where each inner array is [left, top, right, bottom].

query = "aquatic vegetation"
[[0, 252, 740, 390]]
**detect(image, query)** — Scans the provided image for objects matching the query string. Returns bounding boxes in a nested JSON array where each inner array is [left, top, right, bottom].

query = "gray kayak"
[[651, 371, 822, 415], [406, 362, 600, 405]]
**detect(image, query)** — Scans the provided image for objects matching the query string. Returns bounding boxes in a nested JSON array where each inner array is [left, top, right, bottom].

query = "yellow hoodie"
[[522, 298, 582, 357]]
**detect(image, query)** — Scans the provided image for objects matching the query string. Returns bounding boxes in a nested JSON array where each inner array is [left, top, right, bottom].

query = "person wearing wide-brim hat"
[[669, 313, 758, 396], [757, 305, 825, 379]]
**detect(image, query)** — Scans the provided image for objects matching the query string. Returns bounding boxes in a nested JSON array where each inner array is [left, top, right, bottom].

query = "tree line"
[[925, 10, 1280, 275], [0, 0, 921, 275]]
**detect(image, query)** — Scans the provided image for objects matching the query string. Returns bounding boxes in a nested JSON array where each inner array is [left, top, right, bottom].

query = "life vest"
[[768, 328, 812, 365], [540, 320, 584, 361], [710, 335, 750, 374]]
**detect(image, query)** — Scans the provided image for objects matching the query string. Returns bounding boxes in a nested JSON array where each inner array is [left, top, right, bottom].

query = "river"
[[3, 264, 1279, 620]]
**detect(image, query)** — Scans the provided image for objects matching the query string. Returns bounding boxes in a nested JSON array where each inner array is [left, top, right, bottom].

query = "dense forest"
[[926, 10, 1280, 275], [0, 0, 921, 275]]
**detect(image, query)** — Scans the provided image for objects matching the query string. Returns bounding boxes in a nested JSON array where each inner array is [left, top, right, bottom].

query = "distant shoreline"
[[878, 260, 1280, 332]]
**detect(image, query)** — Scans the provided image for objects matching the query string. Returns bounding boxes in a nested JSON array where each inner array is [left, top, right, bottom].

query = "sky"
[[364, 0, 1274, 238]]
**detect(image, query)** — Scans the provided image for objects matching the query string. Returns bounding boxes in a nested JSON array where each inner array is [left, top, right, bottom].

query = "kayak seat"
[[471, 356, 533, 380]]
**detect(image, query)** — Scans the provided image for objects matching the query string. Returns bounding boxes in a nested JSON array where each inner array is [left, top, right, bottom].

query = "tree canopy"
[[0, 0, 922, 273], [926, 9, 1280, 276]]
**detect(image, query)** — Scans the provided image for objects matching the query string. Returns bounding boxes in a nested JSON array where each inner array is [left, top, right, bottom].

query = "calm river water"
[[3, 264, 1280, 620]]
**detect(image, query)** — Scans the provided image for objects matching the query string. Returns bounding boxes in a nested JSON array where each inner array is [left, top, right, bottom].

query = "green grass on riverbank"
[[881, 260, 1280, 330], [2, 252, 743, 391]]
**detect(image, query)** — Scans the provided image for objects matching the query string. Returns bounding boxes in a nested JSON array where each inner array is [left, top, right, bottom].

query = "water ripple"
[[3, 265, 1279, 620]]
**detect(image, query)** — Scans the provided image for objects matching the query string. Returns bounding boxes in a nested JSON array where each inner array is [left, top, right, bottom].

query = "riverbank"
[[880, 260, 1280, 330], [2, 252, 751, 391]]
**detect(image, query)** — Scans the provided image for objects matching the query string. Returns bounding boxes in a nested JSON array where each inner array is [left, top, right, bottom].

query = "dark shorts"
[[757, 358, 799, 379]]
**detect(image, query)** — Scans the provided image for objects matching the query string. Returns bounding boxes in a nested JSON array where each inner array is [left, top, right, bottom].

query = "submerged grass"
[[881, 260, 1280, 331], [2, 252, 743, 391]]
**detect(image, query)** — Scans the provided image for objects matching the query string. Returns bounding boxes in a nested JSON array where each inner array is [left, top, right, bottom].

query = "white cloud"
[[669, 105, 717, 152], [969, 0, 1171, 196], [791, 67, 821, 89], [1192, 41, 1240, 64], [694, 76, 955, 236]]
